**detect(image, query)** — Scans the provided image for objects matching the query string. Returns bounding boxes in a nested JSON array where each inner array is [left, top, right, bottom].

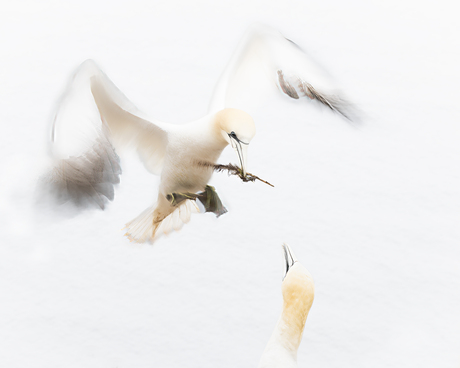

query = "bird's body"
[[157, 109, 252, 195], [258, 244, 315, 368], [120, 109, 255, 241], [41, 23, 356, 243]]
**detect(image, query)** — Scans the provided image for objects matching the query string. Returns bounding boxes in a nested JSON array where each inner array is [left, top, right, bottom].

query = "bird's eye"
[[228, 131, 249, 145]]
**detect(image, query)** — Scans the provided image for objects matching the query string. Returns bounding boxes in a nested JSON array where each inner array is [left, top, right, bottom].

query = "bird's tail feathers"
[[124, 199, 199, 243]]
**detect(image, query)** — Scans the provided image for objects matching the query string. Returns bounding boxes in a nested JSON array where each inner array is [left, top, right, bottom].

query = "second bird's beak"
[[229, 137, 248, 177], [282, 243, 298, 279]]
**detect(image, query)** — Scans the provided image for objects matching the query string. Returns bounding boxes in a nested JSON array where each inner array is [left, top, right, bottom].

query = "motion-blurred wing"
[[45, 60, 168, 209], [208, 24, 356, 121]]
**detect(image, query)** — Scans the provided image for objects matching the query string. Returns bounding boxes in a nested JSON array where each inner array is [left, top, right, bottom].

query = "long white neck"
[[258, 309, 305, 368]]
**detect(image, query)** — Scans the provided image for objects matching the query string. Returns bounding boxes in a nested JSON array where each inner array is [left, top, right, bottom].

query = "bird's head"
[[281, 243, 315, 343], [215, 108, 256, 176]]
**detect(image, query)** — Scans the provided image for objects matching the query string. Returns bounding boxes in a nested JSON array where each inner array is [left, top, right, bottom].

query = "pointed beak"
[[229, 137, 248, 177], [282, 243, 298, 279]]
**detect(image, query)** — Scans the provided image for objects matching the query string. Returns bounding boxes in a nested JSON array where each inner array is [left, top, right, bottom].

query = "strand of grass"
[[199, 161, 274, 187]]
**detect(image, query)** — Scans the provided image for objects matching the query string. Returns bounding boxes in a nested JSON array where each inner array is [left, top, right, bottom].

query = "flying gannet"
[[41, 24, 356, 243], [258, 243, 315, 368]]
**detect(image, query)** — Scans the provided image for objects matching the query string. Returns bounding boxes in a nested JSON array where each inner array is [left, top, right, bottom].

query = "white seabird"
[[42, 24, 356, 243], [258, 243, 315, 368]]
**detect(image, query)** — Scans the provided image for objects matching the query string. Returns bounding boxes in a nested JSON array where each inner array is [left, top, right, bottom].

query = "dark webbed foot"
[[196, 185, 227, 217], [166, 185, 227, 217]]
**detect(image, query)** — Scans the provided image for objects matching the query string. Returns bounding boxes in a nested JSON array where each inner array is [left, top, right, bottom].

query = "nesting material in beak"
[[228, 133, 249, 176]]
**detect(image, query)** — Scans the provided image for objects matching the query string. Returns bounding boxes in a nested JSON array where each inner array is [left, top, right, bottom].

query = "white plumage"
[[42, 24, 356, 243]]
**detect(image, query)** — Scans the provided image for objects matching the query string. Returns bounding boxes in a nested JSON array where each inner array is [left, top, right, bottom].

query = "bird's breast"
[[159, 137, 225, 194]]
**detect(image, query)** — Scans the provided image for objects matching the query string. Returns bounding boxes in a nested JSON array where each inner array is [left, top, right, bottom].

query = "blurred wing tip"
[[277, 70, 300, 99], [322, 96, 363, 125], [316, 95, 363, 125], [277, 69, 362, 125], [39, 134, 122, 210]]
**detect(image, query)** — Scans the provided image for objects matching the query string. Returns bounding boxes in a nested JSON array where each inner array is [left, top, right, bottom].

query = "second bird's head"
[[280, 243, 315, 344], [216, 108, 256, 176]]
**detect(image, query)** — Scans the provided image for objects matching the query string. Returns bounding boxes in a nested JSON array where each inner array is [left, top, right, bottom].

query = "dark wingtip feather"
[[297, 79, 362, 125], [39, 131, 122, 210], [277, 70, 299, 99], [276, 69, 362, 125]]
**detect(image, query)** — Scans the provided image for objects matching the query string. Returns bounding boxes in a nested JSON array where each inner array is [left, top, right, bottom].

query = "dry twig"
[[198, 161, 274, 187]]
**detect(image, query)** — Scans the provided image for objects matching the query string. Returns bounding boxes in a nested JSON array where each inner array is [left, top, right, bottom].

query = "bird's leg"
[[196, 185, 228, 218], [166, 186, 228, 218], [165, 192, 198, 206]]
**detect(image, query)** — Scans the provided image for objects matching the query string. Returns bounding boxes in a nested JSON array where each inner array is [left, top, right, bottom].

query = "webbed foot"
[[196, 185, 227, 217]]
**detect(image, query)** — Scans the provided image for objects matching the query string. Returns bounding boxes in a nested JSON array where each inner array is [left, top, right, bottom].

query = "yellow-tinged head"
[[258, 244, 315, 368], [280, 244, 315, 348]]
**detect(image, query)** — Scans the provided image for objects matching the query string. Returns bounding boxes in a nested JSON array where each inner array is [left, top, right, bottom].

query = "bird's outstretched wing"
[[44, 60, 168, 209], [208, 24, 357, 121]]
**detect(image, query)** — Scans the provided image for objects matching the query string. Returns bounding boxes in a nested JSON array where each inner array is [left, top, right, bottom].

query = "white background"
[[1, 0, 459, 367]]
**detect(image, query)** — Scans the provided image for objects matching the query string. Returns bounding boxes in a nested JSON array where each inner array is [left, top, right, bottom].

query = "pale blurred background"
[[1, 0, 459, 367]]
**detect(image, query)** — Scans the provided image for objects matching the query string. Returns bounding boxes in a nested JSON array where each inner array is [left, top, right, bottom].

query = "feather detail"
[[39, 125, 121, 209], [124, 199, 199, 243]]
